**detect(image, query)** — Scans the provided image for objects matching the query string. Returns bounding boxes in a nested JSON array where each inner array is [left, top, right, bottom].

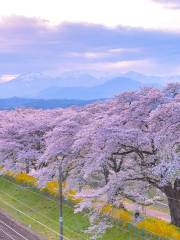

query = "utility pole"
[[58, 154, 63, 240]]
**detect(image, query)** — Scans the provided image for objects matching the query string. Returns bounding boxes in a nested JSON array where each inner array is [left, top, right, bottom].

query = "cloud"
[[0, 74, 18, 83], [1, 0, 180, 30], [0, 16, 180, 75], [153, 0, 180, 8]]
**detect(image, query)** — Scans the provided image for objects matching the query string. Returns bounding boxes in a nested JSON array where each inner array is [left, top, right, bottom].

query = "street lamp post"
[[57, 153, 64, 240]]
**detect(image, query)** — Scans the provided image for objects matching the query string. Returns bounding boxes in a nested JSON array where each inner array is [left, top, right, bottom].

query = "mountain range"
[[0, 71, 167, 100], [0, 71, 179, 109]]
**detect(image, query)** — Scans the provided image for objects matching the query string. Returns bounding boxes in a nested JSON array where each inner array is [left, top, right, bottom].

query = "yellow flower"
[[43, 181, 58, 196], [137, 218, 180, 240], [42, 181, 68, 197], [101, 204, 113, 215], [15, 172, 37, 186], [111, 208, 132, 223]]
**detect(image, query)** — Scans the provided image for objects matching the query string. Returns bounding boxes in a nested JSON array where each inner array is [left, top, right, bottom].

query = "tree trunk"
[[25, 159, 30, 174], [102, 165, 109, 184], [164, 184, 180, 227]]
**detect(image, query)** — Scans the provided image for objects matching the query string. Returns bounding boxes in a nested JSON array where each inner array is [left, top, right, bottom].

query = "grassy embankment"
[[0, 176, 138, 240], [0, 174, 177, 240]]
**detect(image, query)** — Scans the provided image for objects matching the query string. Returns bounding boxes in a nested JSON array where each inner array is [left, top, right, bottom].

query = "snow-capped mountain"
[[0, 72, 100, 98], [0, 71, 178, 100]]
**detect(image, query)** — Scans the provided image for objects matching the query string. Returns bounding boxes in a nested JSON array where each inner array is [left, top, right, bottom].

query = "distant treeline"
[[0, 97, 97, 110]]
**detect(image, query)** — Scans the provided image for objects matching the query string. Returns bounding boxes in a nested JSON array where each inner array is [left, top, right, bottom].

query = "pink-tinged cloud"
[[0, 74, 18, 83], [0, 16, 180, 75]]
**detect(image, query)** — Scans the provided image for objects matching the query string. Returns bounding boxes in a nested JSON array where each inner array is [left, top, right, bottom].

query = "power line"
[[0, 196, 72, 240], [0, 176, 179, 240], [0, 190, 175, 240], [0, 175, 92, 237], [3, 175, 180, 204], [0, 176, 88, 220], [0, 176, 89, 238], [2, 175, 180, 220], [0, 189, 89, 240], [0, 176, 58, 203]]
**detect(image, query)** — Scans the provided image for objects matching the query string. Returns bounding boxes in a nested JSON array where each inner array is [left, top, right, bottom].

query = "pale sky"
[[0, 0, 180, 30], [1, 0, 180, 78]]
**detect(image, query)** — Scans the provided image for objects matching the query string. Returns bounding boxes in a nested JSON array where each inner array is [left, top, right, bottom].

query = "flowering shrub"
[[97, 203, 180, 239], [111, 207, 132, 223], [42, 180, 82, 202], [100, 204, 113, 215], [64, 189, 83, 203], [102, 205, 132, 223], [95, 203, 132, 223], [15, 172, 37, 186], [137, 218, 180, 240], [42, 180, 58, 196]]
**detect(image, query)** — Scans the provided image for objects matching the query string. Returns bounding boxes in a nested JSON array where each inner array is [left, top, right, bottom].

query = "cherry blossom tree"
[[36, 107, 82, 186], [74, 84, 180, 227], [0, 83, 179, 230], [0, 109, 56, 173]]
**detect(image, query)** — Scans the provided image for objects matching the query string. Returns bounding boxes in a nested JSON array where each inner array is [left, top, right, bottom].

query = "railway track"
[[0, 212, 42, 240]]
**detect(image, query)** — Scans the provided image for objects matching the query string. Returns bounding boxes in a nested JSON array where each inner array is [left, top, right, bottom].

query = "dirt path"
[[0, 211, 42, 240], [81, 188, 171, 222], [124, 202, 171, 222]]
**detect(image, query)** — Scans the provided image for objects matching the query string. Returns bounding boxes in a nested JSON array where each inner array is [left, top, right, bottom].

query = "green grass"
[[0, 176, 89, 240], [0, 176, 162, 240]]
